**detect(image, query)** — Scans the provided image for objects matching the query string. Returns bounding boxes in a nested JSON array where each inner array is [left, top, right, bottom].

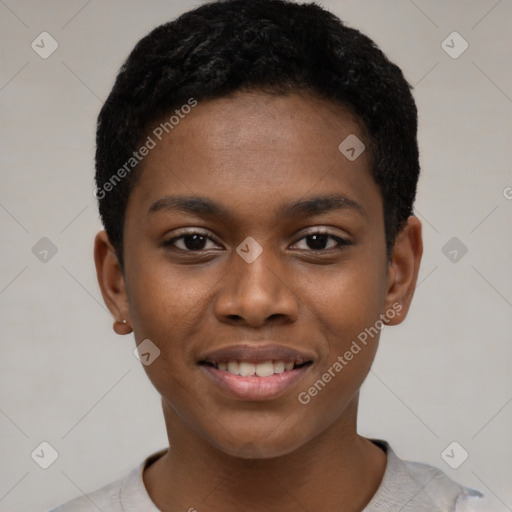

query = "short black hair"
[[95, 0, 419, 267]]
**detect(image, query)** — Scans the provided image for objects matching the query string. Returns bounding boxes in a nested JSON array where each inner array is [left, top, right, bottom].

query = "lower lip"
[[200, 364, 311, 401]]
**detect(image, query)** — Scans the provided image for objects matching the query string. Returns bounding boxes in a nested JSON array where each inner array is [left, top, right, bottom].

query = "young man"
[[51, 0, 488, 510]]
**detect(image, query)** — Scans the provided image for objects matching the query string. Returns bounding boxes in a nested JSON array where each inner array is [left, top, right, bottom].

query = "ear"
[[94, 230, 131, 332], [383, 216, 423, 325]]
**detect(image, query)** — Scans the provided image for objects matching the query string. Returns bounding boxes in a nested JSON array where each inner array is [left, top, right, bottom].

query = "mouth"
[[198, 344, 314, 400]]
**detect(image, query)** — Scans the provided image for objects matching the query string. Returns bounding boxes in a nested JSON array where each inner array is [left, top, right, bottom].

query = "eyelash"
[[162, 228, 352, 253]]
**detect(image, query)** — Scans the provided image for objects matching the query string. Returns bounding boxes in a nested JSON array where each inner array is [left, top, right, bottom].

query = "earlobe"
[[384, 216, 423, 326], [94, 231, 132, 334], [113, 319, 133, 335]]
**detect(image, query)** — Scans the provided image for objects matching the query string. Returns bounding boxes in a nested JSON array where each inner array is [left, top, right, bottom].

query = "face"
[[96, 91, 421, 459]]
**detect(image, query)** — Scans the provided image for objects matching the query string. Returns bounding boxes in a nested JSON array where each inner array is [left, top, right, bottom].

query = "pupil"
[[308, 234, 328, 250], [185, 234, 206, 250]]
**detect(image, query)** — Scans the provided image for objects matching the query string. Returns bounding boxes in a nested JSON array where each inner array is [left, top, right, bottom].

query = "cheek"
[[124, 256, 227, 389], [306, 256, 387, 338], [295, 257, 386, 401], [296, 292, 381, 432], [124, 265, 205, 419], [126, 257, 213, 341]]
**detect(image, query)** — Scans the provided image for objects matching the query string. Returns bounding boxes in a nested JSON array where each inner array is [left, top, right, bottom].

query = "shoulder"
[[45, 473, 127, 512], [46, 451, 165, 512], [403, 459, 489, 511], [365, 441, 490, 512]]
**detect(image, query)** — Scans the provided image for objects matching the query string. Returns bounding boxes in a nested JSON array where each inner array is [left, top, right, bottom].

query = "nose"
[[213, 246, 299, 328]]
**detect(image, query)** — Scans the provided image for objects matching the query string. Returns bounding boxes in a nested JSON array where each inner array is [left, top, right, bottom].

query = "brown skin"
[[95, 91, 422, 511]]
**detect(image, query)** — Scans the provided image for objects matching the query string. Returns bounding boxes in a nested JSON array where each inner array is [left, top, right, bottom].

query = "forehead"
[[127, 91, 382, 225]]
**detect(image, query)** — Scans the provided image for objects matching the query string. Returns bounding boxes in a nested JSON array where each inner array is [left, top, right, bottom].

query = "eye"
[[292, 229, 352, 251], [162, 230, 221, 252], [162, 228, 351, 253]]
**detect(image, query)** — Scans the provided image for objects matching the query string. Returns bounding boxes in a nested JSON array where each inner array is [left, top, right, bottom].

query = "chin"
[[207, 424, 314, 461]]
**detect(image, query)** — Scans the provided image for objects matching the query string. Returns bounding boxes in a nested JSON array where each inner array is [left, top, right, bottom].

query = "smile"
[[199, 343, 314, 400]]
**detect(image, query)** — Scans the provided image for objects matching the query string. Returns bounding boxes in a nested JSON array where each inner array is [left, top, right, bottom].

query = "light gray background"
[[1, 1, 511, 511]]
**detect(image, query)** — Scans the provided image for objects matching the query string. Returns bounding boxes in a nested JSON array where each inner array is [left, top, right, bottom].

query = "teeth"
[[213, 360, 304, 377], [239, 362, 256, 376], [255, 361, 274, 377], [273, 361, 285, 374], [227, 361, 239, 375]]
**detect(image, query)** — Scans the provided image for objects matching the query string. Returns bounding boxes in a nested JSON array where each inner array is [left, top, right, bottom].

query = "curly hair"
[[95, 0, 419, 267]]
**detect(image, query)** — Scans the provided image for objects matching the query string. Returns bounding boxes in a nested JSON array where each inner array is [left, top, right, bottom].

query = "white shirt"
[[48, 441, 491, 511]]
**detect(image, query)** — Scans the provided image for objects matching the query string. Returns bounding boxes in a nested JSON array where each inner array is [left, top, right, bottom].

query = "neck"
[[144, 397, 387, 512]]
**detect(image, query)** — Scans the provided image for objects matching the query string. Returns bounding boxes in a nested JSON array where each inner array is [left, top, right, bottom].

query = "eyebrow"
[[148, 194, 365, 219]]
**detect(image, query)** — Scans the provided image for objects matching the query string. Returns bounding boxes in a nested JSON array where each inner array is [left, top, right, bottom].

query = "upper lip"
[[199, 343, 315, 365]]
